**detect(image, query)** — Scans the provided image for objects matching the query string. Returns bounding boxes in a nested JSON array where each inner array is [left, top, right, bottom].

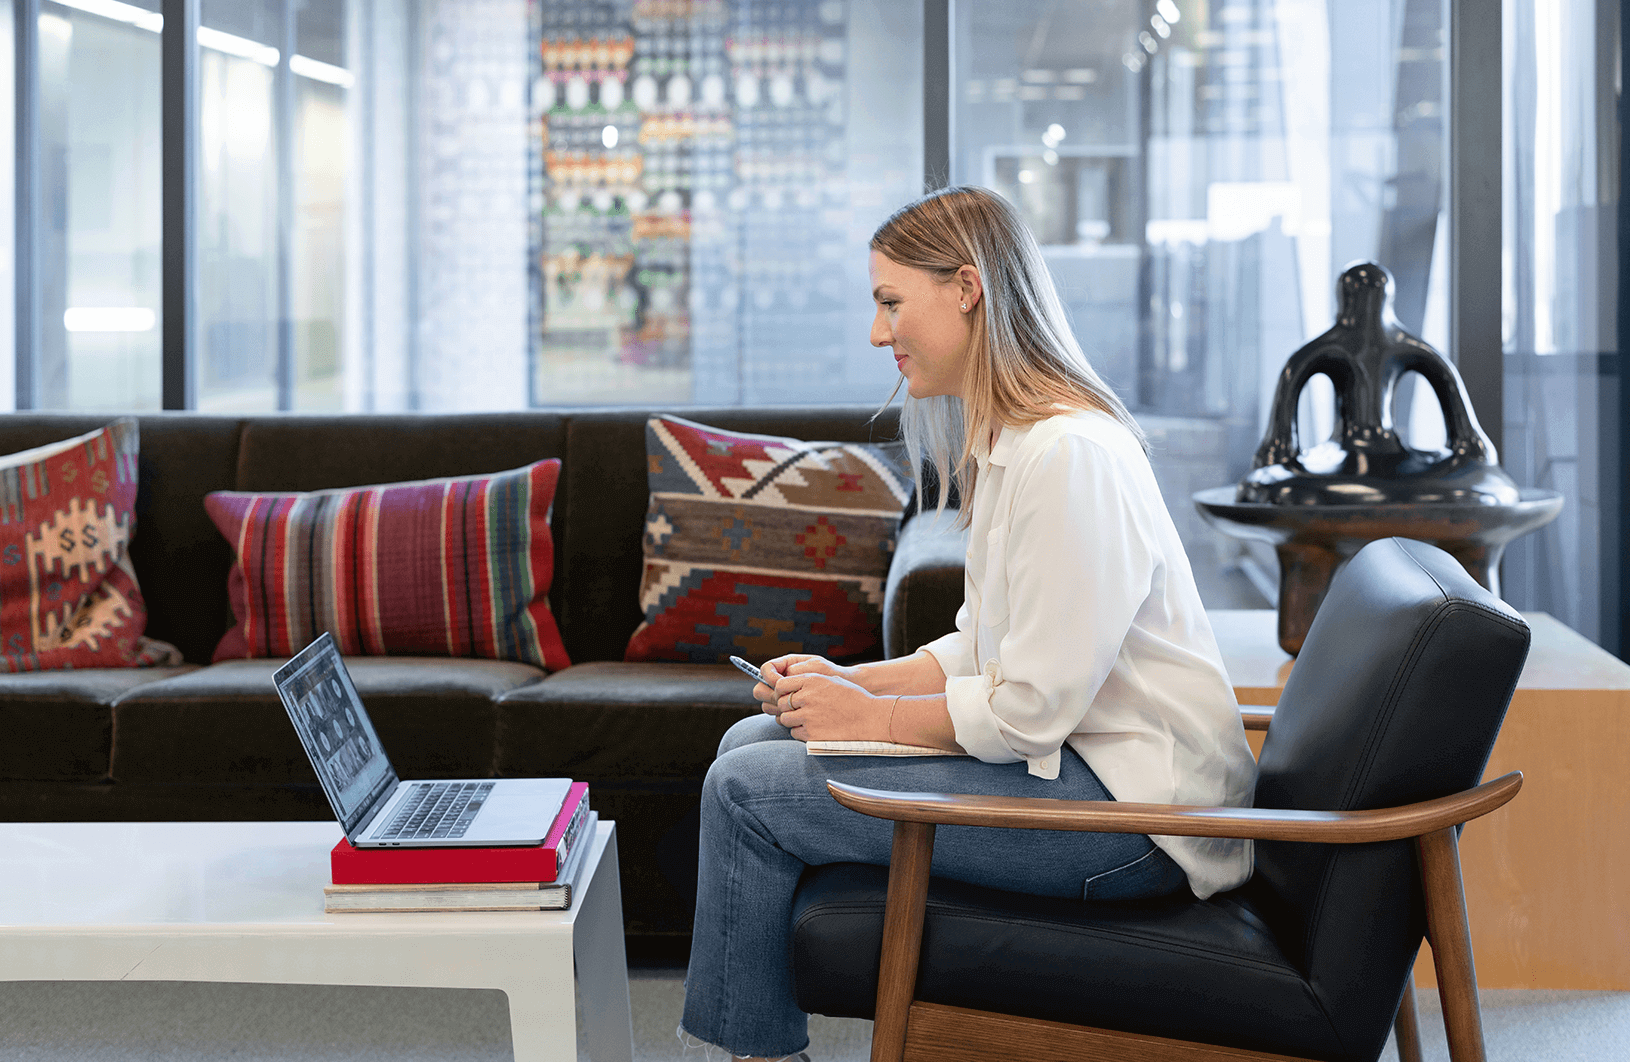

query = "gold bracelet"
[[888, 695, 901, 742]]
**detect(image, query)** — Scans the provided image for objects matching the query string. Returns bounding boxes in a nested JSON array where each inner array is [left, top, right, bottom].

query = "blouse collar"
[[986, 421, 1025, 468]]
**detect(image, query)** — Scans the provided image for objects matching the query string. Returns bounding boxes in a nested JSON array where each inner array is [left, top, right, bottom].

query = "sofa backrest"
[[0, 406, 902, 665]]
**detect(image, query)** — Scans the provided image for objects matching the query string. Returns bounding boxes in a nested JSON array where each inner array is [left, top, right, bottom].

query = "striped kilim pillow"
[[204, 460, 570, 670], [624, 415, 911, 665]]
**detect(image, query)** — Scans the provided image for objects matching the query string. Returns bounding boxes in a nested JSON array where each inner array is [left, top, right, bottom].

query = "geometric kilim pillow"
[[0, 418, 182, 671], [624, 415, 911, 665], [203, 458, 570, 670]]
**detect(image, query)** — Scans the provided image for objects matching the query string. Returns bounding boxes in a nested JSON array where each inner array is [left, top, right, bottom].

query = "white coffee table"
[[0, 818, 634, 1062]]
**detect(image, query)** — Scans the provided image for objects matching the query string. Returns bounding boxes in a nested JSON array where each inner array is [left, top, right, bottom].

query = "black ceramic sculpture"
[[1196, 262, 1562, 654]]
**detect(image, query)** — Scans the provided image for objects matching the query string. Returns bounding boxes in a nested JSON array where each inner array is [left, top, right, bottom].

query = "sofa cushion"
[[111, 658, 544, 785], [0, 415, 245, 665], [0, 667, 197, 781], [556, 406, 903, 664], [494, 661, 759, 779], [0, 419, 184, 670], [204, 459, 569, 670], [234, 412, 570, 632], [623, 415, 910, 664]]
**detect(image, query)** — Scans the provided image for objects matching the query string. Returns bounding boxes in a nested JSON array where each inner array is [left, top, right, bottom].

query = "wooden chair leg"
[[1418, 826, 1487, 1062], [1393, 971, 1424, 1062], [870, 820, 936, 1062]]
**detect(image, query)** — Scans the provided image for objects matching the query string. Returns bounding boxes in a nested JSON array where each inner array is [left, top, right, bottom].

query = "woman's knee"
[[701, 733, 811, 818], [716, 712, 791, 757]]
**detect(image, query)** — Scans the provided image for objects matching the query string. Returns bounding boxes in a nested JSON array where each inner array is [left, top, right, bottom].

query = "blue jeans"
[[680, 715, 1187, 1059]]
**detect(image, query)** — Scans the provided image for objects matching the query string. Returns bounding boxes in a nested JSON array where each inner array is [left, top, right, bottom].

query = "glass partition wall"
[[952, 0, 1454, 608], [24, 0, 353, 412], [35, 0, 163, 410], [6, 0, 1627, 651], [1501, 0, 1621, 647], [195, 1, 280, 411], [194, 0, 352, 412]]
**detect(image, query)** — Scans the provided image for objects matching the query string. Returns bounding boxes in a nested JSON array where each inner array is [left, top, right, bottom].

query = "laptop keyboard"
[[376, 781, 495, 840]]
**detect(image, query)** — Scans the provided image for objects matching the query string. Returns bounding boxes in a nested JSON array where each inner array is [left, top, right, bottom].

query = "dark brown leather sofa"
[[0, 407, 966, 951]]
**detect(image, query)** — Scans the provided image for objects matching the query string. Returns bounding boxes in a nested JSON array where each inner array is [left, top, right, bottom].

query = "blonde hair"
[[871, 185, 1144, 523]]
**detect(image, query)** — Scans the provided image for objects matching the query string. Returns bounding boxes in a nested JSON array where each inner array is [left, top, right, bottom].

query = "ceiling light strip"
[[48, 3, 350, 84]]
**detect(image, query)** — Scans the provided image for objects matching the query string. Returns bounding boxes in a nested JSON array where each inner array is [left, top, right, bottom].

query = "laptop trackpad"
[[468, 778, 572, 844]]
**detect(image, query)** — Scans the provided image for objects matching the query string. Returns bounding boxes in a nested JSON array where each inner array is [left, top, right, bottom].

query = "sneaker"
[[677, 1025, 812, 1061]]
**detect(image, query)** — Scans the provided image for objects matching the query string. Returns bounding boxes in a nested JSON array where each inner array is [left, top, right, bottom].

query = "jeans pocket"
[[1081, 845, 1188, 901]]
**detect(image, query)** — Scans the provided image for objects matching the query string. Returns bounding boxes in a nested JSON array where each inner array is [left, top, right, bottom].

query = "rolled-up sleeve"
[[945, 433, 1158, 779]]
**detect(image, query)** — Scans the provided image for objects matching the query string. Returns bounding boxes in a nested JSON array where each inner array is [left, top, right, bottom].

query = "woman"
[[679, 186, 1256, 1062]]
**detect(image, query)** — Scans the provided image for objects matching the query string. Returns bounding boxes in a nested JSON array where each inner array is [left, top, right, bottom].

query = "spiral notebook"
[[805, 741, 967, 757]]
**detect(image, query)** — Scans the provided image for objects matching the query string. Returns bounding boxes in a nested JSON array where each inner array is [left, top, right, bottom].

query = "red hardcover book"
[[330, 781, 590, 885]]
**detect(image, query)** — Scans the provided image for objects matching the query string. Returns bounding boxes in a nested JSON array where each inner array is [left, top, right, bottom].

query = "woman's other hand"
[[754, 654, 856, 713], [771, 671, 888, 742], [751, 657, 795, 711]]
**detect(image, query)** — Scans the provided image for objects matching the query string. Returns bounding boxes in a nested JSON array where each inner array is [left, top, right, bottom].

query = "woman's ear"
[[956, 265, 983, 312]]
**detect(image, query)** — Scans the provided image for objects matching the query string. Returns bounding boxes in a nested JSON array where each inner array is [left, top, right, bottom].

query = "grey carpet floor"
[[1, 974, 1626, 1060]]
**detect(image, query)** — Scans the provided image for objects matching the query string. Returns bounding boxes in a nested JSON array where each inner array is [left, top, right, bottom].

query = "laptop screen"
[[273, 634, 397, 837]]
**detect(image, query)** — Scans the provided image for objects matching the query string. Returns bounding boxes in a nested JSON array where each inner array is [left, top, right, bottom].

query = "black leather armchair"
[[790, 537, 1529, 1062]]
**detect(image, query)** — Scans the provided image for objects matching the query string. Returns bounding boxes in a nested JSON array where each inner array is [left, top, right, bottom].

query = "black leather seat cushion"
[[495, 661, 759, 778], [111, 657, 544, 784], [0, 667, 197, 781], [499, 661, 763, 936], [793, 864, 1344, 1060]]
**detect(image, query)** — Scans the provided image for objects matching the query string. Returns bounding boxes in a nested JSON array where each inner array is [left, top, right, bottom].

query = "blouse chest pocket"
[[977, 526, 1011, 627]]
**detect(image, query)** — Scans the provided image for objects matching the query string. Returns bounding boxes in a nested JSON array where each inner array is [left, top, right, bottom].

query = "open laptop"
[[273, 632, 570, 847]]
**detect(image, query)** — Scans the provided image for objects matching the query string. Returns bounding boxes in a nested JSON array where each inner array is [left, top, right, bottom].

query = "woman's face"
[[869, 251, 976, 400]]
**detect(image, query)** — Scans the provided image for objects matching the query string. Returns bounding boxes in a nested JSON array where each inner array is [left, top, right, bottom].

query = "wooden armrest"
[[826, 771, 1521, 844], [1240, 707, 1274, 731]]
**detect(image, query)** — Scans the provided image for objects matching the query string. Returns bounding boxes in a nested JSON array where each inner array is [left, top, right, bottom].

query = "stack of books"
[[325, 781, 593, 913]]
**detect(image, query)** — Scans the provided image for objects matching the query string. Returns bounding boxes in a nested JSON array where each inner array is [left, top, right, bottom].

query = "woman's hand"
[[770, 670, 890, 743], [752, 654, 857, 713], [764, 653, 860, 684]]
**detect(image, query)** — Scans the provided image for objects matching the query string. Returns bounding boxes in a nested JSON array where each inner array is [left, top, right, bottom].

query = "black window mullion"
[[1616, 0, 1630, 659], [14, 0, 38, 411], [924, 0, 949, 191], [1447, 0, 1503, 455], [276, 0, 296, 411], [162, 0, 200, 410]]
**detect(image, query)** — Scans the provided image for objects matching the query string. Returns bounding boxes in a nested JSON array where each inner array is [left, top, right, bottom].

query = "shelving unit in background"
[[528, 0, 853, 405]]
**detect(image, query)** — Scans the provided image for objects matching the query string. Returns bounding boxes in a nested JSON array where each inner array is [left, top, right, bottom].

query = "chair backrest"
[[1251, 537, 1529, 1058]]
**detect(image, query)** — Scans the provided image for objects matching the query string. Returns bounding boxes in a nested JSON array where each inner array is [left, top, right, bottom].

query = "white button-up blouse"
[[919, 410, 1257, 900]]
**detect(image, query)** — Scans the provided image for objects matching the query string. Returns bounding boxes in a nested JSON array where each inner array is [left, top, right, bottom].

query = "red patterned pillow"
[[205, 460, 570, 670], [0, 419, 181, 671], [625, 415, 911, 664]]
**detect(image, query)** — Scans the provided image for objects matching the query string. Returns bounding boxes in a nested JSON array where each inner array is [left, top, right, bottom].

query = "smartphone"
[[729, 655, 766, 683]]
